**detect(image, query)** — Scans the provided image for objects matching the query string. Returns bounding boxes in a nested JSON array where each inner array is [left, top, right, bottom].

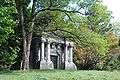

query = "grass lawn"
[[0, 70, 120, 80]]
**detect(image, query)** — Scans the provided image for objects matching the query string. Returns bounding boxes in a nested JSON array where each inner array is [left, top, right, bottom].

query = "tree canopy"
[[0, 0, 117, 70]]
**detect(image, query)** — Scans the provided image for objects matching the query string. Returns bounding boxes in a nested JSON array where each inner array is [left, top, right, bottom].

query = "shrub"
[[103, 54, 120, 70], [74, 48, 101, 70], [0, 47, 19, 70]]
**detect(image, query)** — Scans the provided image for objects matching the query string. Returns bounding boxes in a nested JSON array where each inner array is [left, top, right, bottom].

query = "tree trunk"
[[15, 0, 35, 70], [21, 22, 34, 70], [19, 7, 29, 70], [20, 32, 33, 70], [21, 33, 27, 70], [26, 32, 33, 70]]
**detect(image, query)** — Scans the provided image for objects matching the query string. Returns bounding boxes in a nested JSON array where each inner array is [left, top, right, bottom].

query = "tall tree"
[[75, 0, 112, 34], [15, 0, 88, 70], [14, 0, 112, 70]]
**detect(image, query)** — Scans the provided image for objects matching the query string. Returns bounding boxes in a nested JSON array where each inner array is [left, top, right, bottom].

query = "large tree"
[[69, 0, 112, 34], [15, 0, 88, 70], [14, 0, 112, 70]]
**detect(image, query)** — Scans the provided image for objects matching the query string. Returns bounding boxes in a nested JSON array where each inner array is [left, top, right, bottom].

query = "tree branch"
[[44, 28, 80, 40], [49, 0, 52, 7], [31, 0, 37, 18], [34, 8, 87, 17], [64, 12, 73, 22]]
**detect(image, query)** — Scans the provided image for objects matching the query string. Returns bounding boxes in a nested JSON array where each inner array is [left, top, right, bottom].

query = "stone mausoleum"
[[30, 37, 77, 70]]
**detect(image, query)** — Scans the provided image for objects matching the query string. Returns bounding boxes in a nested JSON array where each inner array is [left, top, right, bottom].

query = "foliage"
[[74, 47, 101, 70], [0, 0, 114, 70], [78, 31, 109, 55], [111, 21, 120, 37], [0, 47, 19, 70], [13, 0, 114, 70], [105, 32, 119, 49], [0, 0, 15, 44], [0, 33, 21, 69], [98, 53, 120, 70], [33, 10, 110, 70], [40, 11, 110, 55], [104, 58, 120, 70], [0, 0, 20, 70], [78, 0, 112, 34]]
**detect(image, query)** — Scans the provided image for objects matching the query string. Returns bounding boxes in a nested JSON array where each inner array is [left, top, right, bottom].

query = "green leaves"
[[0, 0, 19, 69], [0, 4, 15, 44]]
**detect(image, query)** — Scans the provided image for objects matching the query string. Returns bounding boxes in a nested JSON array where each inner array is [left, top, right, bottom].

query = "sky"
[[103, 0, 120, 22]]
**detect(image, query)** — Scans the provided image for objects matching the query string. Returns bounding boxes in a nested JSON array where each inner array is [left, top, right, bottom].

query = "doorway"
[[50, 55, 58, 69]]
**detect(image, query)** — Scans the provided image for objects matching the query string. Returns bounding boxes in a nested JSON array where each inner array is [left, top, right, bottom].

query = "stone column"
[[38, 48, 41, 61], [40, 37, 47, 69], [47, 42, 51, 62], [46, 39, 54, 69], [41, 40, 45, 61], [65, 45, 68, 62], [69, 46, 73, 62], [68, 42, 77, 70], [65, 41, 69, 69]]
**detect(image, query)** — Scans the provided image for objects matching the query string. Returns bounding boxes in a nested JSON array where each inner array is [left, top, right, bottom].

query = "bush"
[[74, 47, 120, 70], [95, 50, 120, 71], [103, 55, 120, 70], [74, 48, 101, 70], [0, 47, 19, 70]]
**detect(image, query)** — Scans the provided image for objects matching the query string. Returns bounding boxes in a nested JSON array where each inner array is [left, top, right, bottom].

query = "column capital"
[[41, 37, 46, 42], [46, 38, 51, 44], [65, 41, 70, 47]]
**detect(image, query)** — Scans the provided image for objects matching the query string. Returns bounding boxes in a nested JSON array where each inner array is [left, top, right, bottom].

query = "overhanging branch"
[[34, 8, 86, 17]]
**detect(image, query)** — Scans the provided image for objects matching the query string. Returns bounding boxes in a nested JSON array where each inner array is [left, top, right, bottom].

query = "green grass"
[[0, 70, 120, 80]]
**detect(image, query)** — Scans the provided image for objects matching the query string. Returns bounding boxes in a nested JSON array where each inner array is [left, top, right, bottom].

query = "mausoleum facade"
[[30, 37, 77, 70]]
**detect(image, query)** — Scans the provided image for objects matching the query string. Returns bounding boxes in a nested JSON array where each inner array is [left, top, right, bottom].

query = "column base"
[[40, 60, 48, 69], [46, 61, 54, 69], [65, 61, 77, 70]]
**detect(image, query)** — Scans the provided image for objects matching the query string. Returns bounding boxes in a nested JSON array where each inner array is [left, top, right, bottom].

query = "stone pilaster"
[[46, 39, 54, 69], [69, 46, 73, 62], [41, 39, 45, 61], [65, 41, 69, 70], [65, 41, 77, 70], [40, 37, 47, 69], [38, 48, 41, 61], [68, 43, 77, 70]]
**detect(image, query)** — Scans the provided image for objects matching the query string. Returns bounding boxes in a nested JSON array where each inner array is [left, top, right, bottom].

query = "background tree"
[[0, 0, 20, 69]]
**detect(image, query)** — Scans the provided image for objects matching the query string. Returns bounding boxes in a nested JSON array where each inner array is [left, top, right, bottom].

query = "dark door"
[[51, 55, 58, 69]]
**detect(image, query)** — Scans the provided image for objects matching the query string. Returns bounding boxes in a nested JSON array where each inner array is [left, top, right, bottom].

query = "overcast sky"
[[103, 0, 120, 22]]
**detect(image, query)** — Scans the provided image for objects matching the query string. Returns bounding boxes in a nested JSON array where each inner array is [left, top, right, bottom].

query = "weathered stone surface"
[[46, 61, 54, 69], [65, 62, 77, 70], [40, 60, 48, 69], [68, 62, 77, 70]]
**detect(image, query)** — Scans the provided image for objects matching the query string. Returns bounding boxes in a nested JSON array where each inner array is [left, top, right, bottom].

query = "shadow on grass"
[[0, 69, 14, 74]]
